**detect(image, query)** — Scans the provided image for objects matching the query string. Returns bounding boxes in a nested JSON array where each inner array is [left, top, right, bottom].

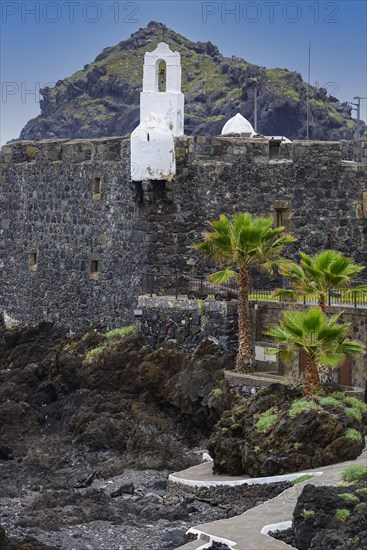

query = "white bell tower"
[[140, 42, 184, 136]]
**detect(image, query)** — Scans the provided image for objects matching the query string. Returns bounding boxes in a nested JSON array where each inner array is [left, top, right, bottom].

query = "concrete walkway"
[[174, 443, 367, 550]]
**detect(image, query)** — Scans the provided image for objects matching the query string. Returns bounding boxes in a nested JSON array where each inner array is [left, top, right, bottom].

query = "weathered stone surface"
[[0, 136, 366, 331], [137, 296, 240, 354]]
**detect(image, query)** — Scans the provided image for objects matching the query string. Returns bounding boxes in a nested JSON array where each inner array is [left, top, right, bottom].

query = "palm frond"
[[272, 289, 297, 302], [210, 269, 238, 285]]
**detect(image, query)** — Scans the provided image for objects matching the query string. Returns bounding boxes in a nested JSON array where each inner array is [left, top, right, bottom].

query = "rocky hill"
[[18, 21, 361, 142]]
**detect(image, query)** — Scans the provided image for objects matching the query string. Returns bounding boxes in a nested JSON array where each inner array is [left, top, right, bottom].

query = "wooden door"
[[338, 357, 352, 386]]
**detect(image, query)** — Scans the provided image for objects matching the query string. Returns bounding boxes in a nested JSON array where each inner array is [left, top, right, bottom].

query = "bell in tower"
[[158, 61, 166, 92]]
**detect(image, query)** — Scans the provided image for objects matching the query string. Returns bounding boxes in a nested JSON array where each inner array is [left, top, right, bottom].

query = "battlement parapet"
[[2, 137, 366, 168], [0, 137, 131, 165]]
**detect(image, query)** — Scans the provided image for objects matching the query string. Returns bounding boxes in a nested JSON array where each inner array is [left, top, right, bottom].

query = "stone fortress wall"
[[0, 136, 367, 330]]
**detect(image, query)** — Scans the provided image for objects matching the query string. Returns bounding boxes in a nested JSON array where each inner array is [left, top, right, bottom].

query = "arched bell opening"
[[157, 59, 167, 92]]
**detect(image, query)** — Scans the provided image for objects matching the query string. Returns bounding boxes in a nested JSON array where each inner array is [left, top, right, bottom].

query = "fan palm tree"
[[274, 250, 366, 312], [268, 308, 364, 396], [195, 213, 295, 372]]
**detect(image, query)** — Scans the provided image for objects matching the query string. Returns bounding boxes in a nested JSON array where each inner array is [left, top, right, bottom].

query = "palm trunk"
[[304, 353, 321, 396], [318, 294, 326, 313], [236, 267, 253, 372]]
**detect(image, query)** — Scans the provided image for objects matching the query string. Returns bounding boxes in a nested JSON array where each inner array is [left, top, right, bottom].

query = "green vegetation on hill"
[[19, 21, 361, 142]]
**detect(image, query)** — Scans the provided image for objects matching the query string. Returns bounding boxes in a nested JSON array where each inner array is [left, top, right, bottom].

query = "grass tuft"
[[335, 508, 351, 522], [256, 409, 278, 431], [289, 399, 318, 417], [291, 473, 315, 485], [86, 347, 103, 360], [342, 465, 367, 483], [105, 325, 136, 340], [345, 428, 363, 443]]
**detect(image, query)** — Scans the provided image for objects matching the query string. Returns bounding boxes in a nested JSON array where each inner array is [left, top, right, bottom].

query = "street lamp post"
[[248, 78, 258, 132], [350, 96, 367, 140]]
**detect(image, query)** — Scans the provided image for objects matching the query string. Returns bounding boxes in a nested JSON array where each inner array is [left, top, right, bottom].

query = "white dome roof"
[[221, 113, 255, 136]]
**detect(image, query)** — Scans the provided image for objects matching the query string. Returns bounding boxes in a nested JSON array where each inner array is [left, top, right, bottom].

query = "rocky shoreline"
[[1, 322, 366, 550], [0, 322, 237, 549], [1, 460, 292, 549]]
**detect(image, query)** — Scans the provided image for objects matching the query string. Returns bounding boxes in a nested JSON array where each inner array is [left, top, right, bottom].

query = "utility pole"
[[248, 78, 258, 132], [350, 96, 367, 140], [306, 42, 311, 140]]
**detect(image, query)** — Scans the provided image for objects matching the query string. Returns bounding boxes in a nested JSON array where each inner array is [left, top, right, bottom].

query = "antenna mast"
[[306, 41, 311, 140]]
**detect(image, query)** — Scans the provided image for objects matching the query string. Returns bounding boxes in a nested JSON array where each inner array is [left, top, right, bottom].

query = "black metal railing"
[[141, 273, 367, 308], [142, 273, 238, 301]]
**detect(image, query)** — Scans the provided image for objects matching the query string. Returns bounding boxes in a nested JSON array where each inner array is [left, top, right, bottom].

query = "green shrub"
[[342, 465, 367, 483], [319, 396, 342, 408], [289, 399, 318, 417], [254, 446, 261, 454], [335, 508, 351, 522], [330, 391, 345, 400], [291, 474, 315, 485], [344, 396, 367, 413], [345, 428, 363, 443], [302, 509, 315, 518], [105, 325, 136, 340], [293, 442, 302, 451], [356, 488, 367, 495], [211, 388, 223, 397], [345, 407, 362, 421], [339, 493, 359, 502], [256, 409, 278, 431]]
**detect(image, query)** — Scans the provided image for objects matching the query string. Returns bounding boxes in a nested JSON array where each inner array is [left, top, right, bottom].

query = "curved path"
[[174, 443, 367, 550]]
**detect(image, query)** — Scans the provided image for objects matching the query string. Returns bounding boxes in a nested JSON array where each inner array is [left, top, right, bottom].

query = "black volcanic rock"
[[17, 21, 362, 142], [208, 384, 366, 476]]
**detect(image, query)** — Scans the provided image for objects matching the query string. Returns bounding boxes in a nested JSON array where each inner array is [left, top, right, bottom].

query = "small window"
[[275, 209, 283, 227], [273, 201, 291, 230], [92, 177, 101, 200], [29, 250, 38, 272], [89, 258, 99, 280], [269, 140, 281, 159]]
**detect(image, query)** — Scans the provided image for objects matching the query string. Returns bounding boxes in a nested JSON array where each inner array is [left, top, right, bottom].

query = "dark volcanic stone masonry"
[[0, 136, 367, 329]]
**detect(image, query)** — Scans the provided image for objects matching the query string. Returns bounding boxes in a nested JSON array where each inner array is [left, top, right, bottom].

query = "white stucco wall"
[[140, 42, 184, 136], [131, 113, 176, 181], [140, 91, 184, 136]]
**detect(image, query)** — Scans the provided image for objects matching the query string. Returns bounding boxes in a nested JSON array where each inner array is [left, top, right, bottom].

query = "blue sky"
[[1, 0, 366, 145]]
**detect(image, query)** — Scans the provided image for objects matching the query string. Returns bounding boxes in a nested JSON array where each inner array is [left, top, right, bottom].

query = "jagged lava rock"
[[208, 384, 366, 476]]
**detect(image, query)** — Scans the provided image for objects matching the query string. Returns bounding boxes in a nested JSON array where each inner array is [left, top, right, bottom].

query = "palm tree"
[[268, 308, 364, 396], [195, 213, 295, 372], [274, 250, 366, 312]]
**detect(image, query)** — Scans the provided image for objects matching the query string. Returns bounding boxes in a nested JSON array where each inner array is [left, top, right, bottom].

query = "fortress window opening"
[[92, 176, 101, 200], [89, 258, 100, 281], [29, 250, 38, 272]]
